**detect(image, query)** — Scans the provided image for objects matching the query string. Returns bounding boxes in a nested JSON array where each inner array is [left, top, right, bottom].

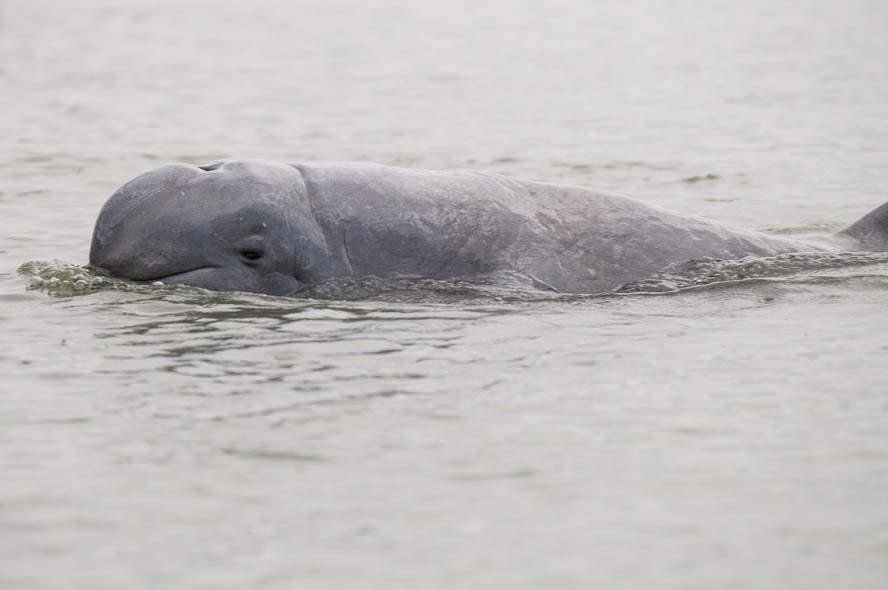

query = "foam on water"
[[615, 251, 888, 294], [21, 250, 888, 304]]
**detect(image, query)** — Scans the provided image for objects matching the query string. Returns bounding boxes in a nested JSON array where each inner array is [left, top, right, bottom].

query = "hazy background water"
[[2, 1, 888, 588]]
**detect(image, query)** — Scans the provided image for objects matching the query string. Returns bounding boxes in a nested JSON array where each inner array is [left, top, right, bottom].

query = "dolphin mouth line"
[[87, 264, 217, 283]]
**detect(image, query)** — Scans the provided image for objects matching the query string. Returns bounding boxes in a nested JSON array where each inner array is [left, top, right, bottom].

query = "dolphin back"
[[839, 201, 888, 251]]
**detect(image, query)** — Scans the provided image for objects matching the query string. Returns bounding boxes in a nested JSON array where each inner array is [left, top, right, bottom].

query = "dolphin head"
[[89, 159, 328, 296]]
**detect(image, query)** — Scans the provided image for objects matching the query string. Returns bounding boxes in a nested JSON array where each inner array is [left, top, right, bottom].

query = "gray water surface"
[[2, 1, 888, 588]]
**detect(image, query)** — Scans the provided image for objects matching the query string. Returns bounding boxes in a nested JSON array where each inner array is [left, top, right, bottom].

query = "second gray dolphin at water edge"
[[89, 159, 888, 296]]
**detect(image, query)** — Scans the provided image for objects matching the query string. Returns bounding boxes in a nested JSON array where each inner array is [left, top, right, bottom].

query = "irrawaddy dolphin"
[[88, 159, 888, 296]]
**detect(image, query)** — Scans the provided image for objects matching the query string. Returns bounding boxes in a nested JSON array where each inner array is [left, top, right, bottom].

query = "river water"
[[2, 1, 887, 588]]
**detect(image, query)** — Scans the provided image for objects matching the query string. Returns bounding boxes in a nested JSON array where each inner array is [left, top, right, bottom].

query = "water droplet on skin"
[[587, 267, 597, 279]]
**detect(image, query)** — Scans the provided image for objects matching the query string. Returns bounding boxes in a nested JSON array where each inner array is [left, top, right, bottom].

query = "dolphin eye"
[[239, 247, 264, 261]]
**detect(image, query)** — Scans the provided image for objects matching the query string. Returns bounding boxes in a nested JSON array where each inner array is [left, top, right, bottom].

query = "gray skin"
[[89, 159, 888, 296]]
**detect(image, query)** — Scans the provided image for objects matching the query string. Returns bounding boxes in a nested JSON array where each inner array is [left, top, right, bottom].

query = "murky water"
[[2, 1, 888, 588]]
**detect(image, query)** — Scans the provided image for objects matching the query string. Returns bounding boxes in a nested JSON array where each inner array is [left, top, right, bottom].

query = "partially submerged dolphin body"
[[89, 159, 888, 296]]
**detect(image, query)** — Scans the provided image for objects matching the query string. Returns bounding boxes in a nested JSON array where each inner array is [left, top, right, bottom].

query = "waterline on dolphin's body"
[[20, 251, 888, 303]]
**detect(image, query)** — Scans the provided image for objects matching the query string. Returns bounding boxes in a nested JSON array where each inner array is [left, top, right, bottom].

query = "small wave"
[[19, 252, 888, 303], [614, 251, 888, 294], [681, 173, 719, 183], [297, 276, 568, 304], [17, 260, 564, 304], [18, 260, 279, 305], [763, 222, 845, 235], [19, 260, 115, 296]]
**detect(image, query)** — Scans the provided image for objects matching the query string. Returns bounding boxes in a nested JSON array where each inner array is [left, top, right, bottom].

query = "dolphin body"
[[89, 159, 888, 296]]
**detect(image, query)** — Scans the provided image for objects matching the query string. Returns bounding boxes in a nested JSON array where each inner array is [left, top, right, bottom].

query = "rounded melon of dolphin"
[[89, 159, 888, 296]]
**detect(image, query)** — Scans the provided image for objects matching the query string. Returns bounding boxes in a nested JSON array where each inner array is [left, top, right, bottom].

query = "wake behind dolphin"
[[88, 159, 888, 296]]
